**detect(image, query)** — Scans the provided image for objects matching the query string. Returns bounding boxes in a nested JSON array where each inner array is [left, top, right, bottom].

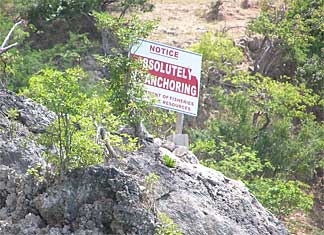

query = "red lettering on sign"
[[150, 45, 179, 59]]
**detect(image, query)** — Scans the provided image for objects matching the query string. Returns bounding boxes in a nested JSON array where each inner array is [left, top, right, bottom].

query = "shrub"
[[23, 68, 126, 174], [191, 72, 324, 181], [190, 71, 320, 218], [191, 31, 243, 65], [296, 55, 324, 98], [249, 0, 324, 64], [94, 12, 175, 137], [191, 32, 243, 74], [201, 142, 264, 180], [248, 178, 314, 218]]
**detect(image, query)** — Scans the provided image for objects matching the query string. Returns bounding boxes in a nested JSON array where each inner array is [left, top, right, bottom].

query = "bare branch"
[[0, 20, 23, 55], [259, 112, 270, 131], [0, 43, 18, 55], [94, 121, 119, 159], [253, 111, 271, 131]]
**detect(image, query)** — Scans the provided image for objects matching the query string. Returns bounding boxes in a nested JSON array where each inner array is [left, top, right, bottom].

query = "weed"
[[156, 212, 183, 235], [163, 154, 176, 168]]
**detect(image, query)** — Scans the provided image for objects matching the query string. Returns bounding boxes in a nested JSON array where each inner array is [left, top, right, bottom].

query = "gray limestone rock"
[[0, 143, 289, 235], [0, 90, 55, 133], [172, 146, 200, 164], [0, 91, 289, 235], [120, 144, 288, 235], [0, 90, 54, 173]]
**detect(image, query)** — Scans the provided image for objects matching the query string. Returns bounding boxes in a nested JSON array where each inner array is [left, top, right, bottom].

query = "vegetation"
[[94, 11, 157, 129], [248, 178, 313, 218], [249, 0, 324, 64], [190, 30, 323, 218], [0, 0, 160, 174], [23, 68, 122, 174], [6, 107, 19, 138], [163, 154, 177, 168], [144, 173, 160, 211], [156, 212, 183, 235], [143, 173, 183, 235], [191, 0, 324, 229]]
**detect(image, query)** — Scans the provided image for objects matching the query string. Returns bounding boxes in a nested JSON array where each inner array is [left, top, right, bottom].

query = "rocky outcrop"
[[0, 91, 288, 235], [123, 144, 288, 235], [0, 90, 55, 173]]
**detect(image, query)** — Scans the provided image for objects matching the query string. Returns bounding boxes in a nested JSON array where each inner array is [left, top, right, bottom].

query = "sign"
[[130, 39, 202, 116]]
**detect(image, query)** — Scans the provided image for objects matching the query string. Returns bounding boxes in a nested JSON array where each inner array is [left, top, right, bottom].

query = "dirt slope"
[[141, 0, 260, 48]]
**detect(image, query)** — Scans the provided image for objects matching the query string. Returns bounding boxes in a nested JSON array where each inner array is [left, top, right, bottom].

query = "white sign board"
[[130, 39, 202, 116]]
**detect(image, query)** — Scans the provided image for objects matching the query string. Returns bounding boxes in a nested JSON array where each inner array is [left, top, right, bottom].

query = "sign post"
[[130, 39, 202, 146], [175, 113, 184, 134]]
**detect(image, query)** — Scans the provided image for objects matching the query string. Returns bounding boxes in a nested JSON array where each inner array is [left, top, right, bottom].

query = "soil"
[[140, 0, 260, 49]]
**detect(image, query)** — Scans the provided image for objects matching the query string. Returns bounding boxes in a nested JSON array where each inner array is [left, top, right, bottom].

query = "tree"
[[26, 68, 87, 174], [0, 0, 152, 27], [192, 72, 323, 180], [94, 12, 167, 137], [190, 72, 321, 216], [24, 68, 130, 174]]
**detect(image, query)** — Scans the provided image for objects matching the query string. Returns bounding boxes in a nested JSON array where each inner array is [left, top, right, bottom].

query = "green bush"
[[23, 68, 126, 174], [192, 72, 324, 181], [7, 32, 93, 92], [94, 12, 175, 136], [296, 55, 324, 98], [190, 71, 320, 218], [191, 32, 243, 73], [4, 0, 153, 30], [201, 142, 264, 180], [249, 0, 324, 63], [248, 178, 314, 218]]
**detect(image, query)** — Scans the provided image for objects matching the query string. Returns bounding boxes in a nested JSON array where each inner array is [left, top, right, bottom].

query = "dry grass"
[[138, 0, 260, 49]]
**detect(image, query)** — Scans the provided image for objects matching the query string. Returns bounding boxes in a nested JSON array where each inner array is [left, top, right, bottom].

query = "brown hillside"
[[141, 0, 260, 48]]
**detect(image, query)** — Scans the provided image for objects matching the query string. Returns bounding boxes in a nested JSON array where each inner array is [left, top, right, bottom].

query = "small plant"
[[27, 163, 45, 182], [163, 154, 176, 168], [6, 108, 19, 138], [145, 173, 160, 186], [7, 108, 19, 120], [111, 133, 140, 152], [144, 173, 160, 211], [156, 212, 183, 235]]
